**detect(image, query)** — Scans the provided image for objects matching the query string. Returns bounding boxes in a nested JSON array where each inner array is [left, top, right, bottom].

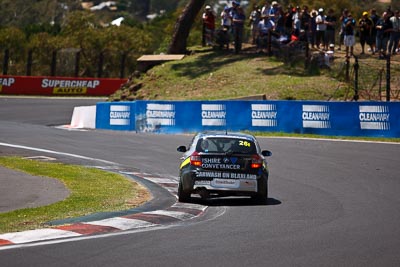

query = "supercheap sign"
[[0, 75, 127, 96]]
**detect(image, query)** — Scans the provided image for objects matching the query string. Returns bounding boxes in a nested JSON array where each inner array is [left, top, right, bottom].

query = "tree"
[[167, 0, 205, 54]]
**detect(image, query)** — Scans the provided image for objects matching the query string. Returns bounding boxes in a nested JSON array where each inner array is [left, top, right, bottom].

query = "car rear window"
[[196, 137, 256, 154]]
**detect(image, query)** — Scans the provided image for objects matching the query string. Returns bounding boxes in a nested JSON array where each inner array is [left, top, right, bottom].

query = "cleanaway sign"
[[96, 101, 400, 137]]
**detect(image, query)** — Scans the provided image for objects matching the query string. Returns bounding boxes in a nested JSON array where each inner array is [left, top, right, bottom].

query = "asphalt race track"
[[0, 97, 400, 267]]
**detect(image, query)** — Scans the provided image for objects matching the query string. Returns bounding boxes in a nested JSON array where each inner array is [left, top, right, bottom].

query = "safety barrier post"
[[353, 55, 359, 101], [74, 51, 80, 77], [26, 50, 33, 76], [386, 55, 391, 102], [345, 56, 350, 81], [120, 53, 126, 78], [304, 40, 309, 70], [267, 29, 272, 56], [50, 50, 57, 76], [98, 52, 104, 78], [2, 49, 9, 75]]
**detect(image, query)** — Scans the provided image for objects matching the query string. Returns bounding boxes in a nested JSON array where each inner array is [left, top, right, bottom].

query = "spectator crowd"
[[202, 1, 400, 60]]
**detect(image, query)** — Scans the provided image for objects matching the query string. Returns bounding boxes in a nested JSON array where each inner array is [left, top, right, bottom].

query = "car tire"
[[252, 183, 268, 205], [178, 180, 191, 202]]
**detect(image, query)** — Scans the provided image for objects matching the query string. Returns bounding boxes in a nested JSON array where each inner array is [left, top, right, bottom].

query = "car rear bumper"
[[180, 168, 268, 194]]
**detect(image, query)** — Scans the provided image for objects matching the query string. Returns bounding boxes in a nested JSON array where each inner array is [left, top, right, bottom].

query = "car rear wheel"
[[252, 183, 268, 205], [178, 180, 191, 202]]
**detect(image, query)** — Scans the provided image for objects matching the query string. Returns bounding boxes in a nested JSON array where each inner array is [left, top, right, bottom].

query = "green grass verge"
[[0, 157, 150, 234], [110, 46, 342, 101]]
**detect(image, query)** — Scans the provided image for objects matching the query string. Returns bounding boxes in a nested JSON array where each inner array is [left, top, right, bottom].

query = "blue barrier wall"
[[96, 100, 400, 137]]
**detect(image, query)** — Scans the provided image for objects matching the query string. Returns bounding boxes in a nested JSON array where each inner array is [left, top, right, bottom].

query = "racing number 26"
[[239, 140, 251, 147]]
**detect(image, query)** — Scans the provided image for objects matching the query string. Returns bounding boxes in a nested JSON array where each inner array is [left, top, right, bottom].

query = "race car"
[[177, 132, 272, 203]]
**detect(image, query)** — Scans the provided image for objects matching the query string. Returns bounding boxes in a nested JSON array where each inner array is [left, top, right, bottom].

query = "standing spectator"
[[358, 11, 374, 55], [284, 5, 295, 37], [309, 10, 318, 48], [257, 16, 275, 51], [370, 8, 380, 53], [300, 5, 311, 44], [292, 6, 301, 37], [231, 1, 246, 54], [338, 9, 349, 50], [275, 6, 285, 35], [221, 5, 232, 31], [388, 10, 400, 55], [249, 4, 261, 44], [202, 5, 216, 46], [343, 13, 356, 58], [325, 8, 337, 51], [268, 1, 279, 23], [376, 11, 391, 59], [316, 8, 327, 49], [261, 1, 271, 19]]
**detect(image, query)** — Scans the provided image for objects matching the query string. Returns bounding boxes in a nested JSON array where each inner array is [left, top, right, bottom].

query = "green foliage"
[[0, 27, 26, 51]]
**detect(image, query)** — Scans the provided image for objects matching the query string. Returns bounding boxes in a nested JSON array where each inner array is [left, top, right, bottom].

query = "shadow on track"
[[187, 197, 282, 207]]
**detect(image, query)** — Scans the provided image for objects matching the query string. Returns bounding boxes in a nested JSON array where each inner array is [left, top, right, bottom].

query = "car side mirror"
[[177, 146, 187, 152], [262, 150, 272, 157]]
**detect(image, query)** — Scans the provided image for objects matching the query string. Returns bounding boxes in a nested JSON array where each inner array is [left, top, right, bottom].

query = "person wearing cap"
[[268, 1, 279, 23], [230, 1, 246, 53], [202, 5, 216, 46], [358, 11, 374, 55], [261, 1, 278, 23], [343, 12, 356, 57], [315, 8, 327, 50]]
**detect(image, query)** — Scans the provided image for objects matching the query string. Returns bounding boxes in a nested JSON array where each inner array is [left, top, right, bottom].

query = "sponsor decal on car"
[[194, 180, 211, 185], [211, 179, 240, 188], [200, 157, 241, 170], [359, 105, 390, 130], [196, 171, 257, 180]]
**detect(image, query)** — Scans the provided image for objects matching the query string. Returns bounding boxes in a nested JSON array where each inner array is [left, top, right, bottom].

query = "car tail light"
[[190, 151, 202, 167], [251, 155, 263, 169]]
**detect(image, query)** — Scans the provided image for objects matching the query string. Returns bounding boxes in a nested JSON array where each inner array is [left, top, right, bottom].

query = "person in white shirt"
[[257, 17, 275, 50], [315, 8, 327, 49]]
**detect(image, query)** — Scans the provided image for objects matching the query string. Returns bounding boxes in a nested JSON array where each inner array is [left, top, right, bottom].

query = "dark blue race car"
[[177, 132, 272, 203]]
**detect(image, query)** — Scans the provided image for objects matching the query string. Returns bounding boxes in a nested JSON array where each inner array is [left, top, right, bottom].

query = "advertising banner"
[[96, 100, 400, 138], [0, 75, 127, 96], [96, 102, 135, 131]]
